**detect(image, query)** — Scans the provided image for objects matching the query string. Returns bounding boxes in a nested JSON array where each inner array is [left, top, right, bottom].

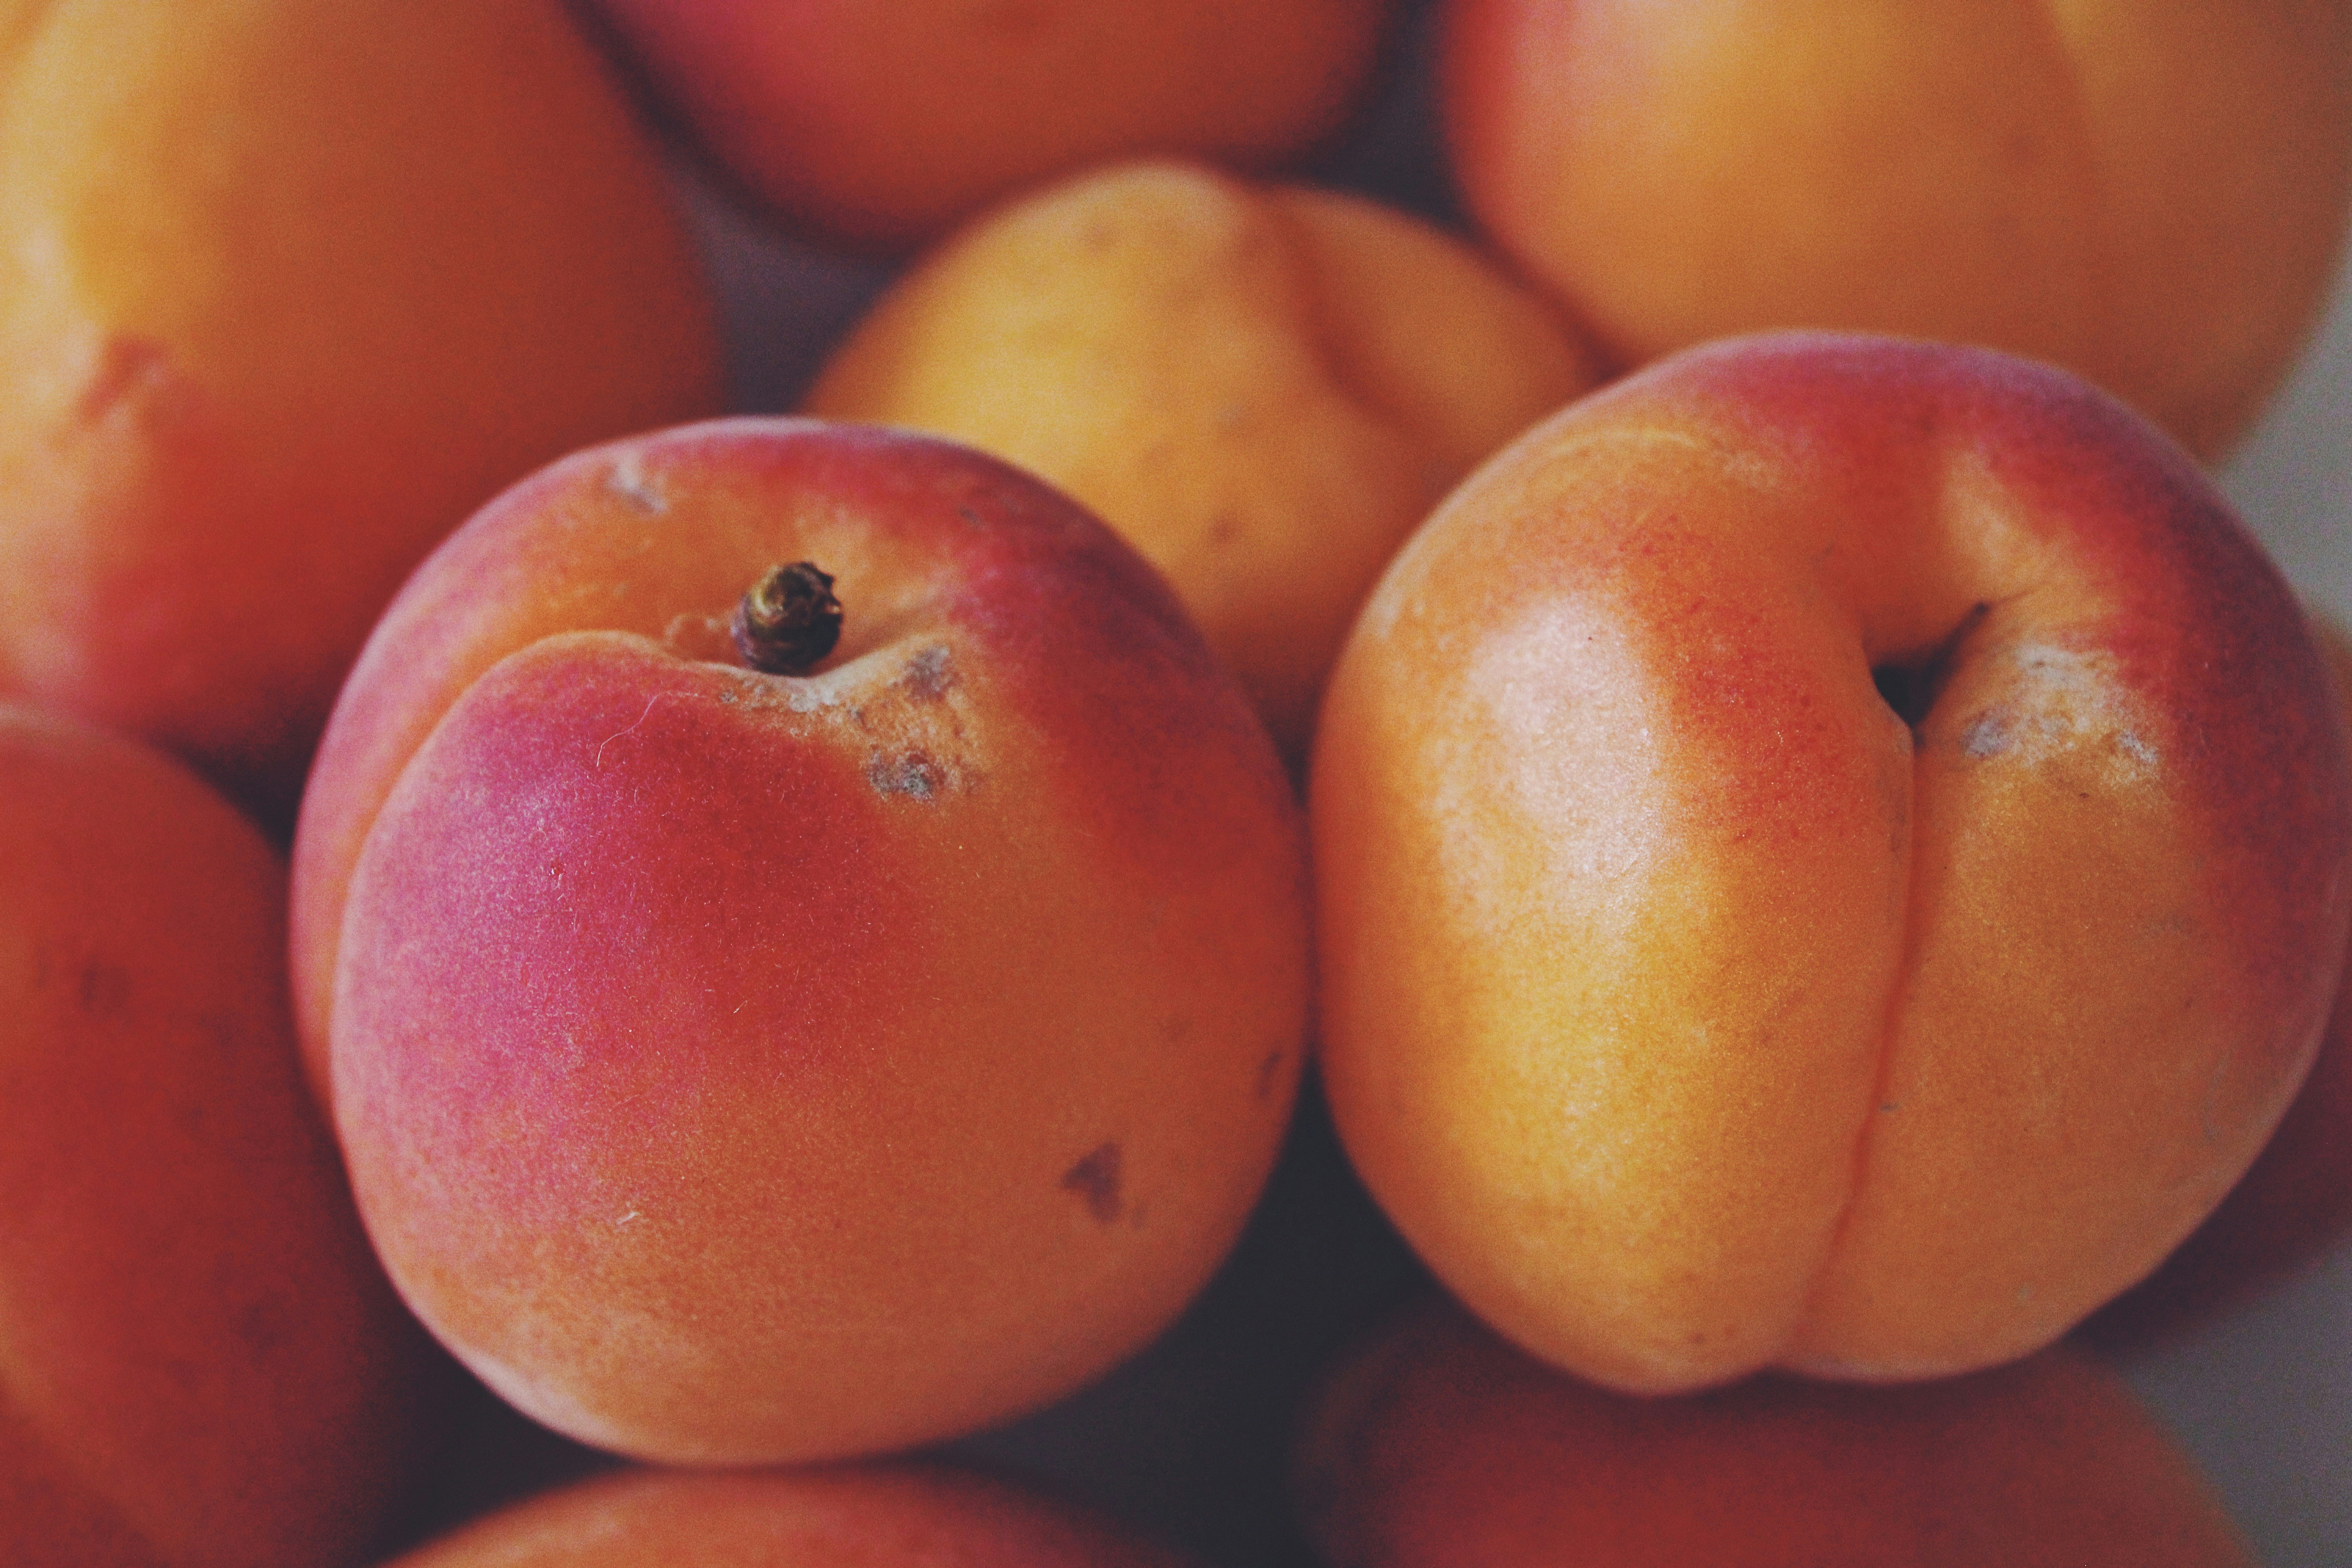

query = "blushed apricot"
[[296, 419, 1309, 1463], [1313, 332, 2350, 1392]]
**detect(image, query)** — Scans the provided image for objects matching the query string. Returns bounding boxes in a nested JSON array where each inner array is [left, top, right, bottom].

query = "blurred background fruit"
[[0, 704, 453, 1568], [1441, 0, 2352, 460], [806, 157, 1602, 764], [0, 0, 722, 830], [1294, 1296, 2254, 1568], [589, 0, 1400, 251]]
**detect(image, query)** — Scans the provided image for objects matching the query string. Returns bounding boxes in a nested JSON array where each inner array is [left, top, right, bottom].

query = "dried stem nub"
[[732, 562, 843, 674]]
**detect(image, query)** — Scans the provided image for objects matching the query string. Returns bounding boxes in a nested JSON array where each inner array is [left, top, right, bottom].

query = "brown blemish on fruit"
[[1062, 1142, 1123, 1223], [1962, 710, 2012, 758], [898, 644, 956, 702], [867, 750, 944, 800]]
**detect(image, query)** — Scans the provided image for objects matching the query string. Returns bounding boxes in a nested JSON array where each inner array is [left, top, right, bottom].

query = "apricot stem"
[[732, 563, 843, 674]]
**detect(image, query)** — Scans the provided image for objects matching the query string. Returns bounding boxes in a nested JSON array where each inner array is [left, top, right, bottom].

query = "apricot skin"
[[296, 419, 1310, 1464], [0, 705, 448, 1568], [1441, 0, 2352, 459], [0, 0, 721, 825], [807, 158, 1604, 764], [2087, 622, 2352, 1343], [1295, 1296, 2252, 1568], [591, 0, 1396, 251], [1311, 332, 2352, 1394], [386, 1462, 1198, 1568]]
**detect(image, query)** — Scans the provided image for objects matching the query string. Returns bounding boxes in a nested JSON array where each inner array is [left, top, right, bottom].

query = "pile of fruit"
[[4, 2, 2349, 1564]]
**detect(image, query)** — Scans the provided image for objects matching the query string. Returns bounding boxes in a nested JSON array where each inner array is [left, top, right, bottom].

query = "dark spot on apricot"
[[1962, 711, 2011, 758], [78, 963, 131, 1014], [899, 644, 956, 702], [867, 751, 942, 800], [1062, 1142, 1122, 1223]]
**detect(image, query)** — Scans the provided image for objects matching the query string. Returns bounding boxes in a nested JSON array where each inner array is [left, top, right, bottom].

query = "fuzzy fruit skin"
[[0, 704, 448, 1568], [0, 0, 721, 827], [387, 1461, 1200, 1568], [807, 158, 1605, 766], [1294, 1296, 2252, 1568], [2086, 621, 2352, 1344], [588, 0, 1394, 251], [1441, 0, 2352, 460], [294, 418, 1310, 1464], [1312, 332, 2352, 1394]]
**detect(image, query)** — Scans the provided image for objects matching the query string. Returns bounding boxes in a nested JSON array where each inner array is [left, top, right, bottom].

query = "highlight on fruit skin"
[[382, 1461, 1203, 1568], [1292, 1294, 2254, 1568], [293, 416, 1312, 1466], [1311, 329, 2352, 1396]]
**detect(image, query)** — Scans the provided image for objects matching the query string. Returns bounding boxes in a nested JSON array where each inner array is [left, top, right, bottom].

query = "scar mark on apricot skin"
[[605, 453, 667, 515], [1062, 1142, 1123, 1223], [898, 644, 956, 701], [1962, 710, 2011, 758], [867, 750, 944, 799]]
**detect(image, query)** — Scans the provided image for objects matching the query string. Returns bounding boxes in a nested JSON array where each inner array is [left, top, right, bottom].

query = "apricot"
[[1312, 332, 2352, 1393], [293, 419, 1310, 1463], [0, 0, 721, 826], [0, 704, 448, 1568], [1441, 0, 2352, 458], [2087, 620, 2352, 1343], [387, 1462, 1197, 1567], [806, 158, 1604, 764], [1295, 1295, 2252, 1567], [589, 0, 1397, 251]]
